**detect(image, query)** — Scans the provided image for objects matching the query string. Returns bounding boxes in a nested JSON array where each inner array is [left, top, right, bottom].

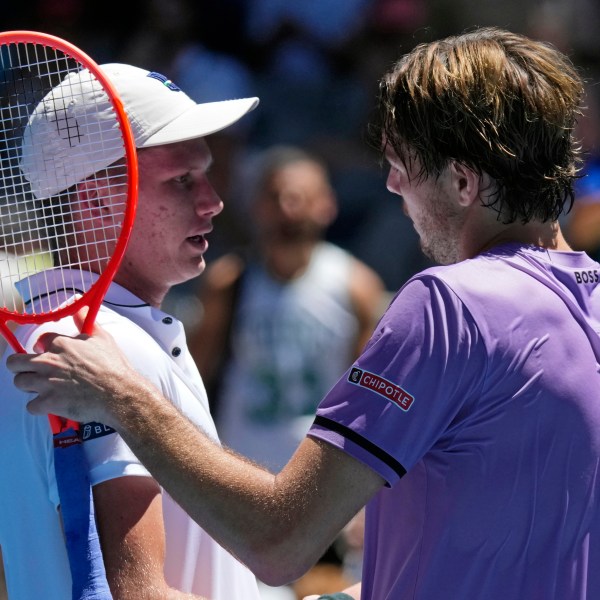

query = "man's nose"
[[277, 189, 306, 219], [197, 181, 223, 217]]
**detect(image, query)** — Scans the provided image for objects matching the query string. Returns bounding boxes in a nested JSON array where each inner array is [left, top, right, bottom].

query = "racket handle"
[[54, 428, 112, 599]]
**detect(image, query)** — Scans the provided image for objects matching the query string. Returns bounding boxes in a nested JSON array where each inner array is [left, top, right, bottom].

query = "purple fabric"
[[309, 244, 600, 599]]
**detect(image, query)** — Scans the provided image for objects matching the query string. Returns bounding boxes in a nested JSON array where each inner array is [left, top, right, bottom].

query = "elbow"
[[244, 531, 322, 586], [251, 554, 313, 587]]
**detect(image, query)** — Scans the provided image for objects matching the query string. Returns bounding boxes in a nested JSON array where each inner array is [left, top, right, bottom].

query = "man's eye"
[[173, 174, 191, 184]]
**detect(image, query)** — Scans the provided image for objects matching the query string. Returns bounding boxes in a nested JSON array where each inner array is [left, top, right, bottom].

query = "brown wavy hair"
[[372, 27, 584, 223]]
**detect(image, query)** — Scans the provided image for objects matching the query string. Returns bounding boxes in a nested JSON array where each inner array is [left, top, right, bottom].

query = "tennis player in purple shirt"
[[9, 27, 600, 600]]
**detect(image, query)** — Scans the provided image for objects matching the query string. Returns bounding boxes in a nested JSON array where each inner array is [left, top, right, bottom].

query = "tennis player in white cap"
[[0, 63, 260, 600]]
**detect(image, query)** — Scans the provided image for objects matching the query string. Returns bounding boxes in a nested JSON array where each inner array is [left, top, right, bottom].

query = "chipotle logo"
[[348, 368, 414, 411]]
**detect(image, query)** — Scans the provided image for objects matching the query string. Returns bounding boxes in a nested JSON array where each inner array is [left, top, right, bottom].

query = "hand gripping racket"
[[0, 31, 138, 598]]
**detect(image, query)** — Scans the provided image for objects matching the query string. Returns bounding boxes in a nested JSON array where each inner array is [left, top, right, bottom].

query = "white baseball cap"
[[20, 63, 259, 198]]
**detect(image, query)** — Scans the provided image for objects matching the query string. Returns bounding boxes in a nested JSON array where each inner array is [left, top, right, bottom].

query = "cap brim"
[[140, 97, 259, 147]]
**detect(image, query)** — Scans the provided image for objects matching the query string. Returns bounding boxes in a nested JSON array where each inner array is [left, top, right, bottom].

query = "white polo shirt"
[[0, 268, 259, 600]]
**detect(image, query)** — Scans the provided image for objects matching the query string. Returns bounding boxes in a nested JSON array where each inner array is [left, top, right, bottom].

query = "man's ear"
[[74, 178, 110, 213], [449, 161, 481, 208]]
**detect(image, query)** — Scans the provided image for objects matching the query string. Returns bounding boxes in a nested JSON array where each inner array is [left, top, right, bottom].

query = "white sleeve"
[[86, 308, 183, 486]]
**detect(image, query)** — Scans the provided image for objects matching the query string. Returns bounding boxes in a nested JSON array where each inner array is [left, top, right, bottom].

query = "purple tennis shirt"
[[308, 243, 600, 599]]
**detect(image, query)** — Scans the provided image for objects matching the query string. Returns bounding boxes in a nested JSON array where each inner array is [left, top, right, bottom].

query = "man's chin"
[[173, 261, 206, 286], [420, 241, 457, 266]]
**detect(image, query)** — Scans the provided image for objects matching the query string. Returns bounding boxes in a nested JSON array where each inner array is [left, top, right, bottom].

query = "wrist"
[[316, 594, 355, 600], [108, 372, 162, 431]]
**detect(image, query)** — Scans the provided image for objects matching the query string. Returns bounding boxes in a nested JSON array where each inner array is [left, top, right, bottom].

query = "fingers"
[[6, 351, 49, 376], [33, 307, 97, 353], [6, 318, 128, 426], [27, 393, 82, 421], [8, 354, 57, 397], [26, 396, 47, 416], [72, 306, 90, 334], [33, 331, 63, 354], [27, 395, 65, 418]]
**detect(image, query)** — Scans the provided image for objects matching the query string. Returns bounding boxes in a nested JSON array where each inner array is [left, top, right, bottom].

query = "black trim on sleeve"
[[313, 415, 407, 479]]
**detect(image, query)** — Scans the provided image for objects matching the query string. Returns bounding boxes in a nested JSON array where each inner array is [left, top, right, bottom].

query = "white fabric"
[[0, 269, 259, 600]]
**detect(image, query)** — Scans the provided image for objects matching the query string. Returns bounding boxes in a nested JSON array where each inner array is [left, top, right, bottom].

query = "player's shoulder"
[[95, 306, 173, 377], [390, 253, 520, 323], [409, 250, 517, 291]]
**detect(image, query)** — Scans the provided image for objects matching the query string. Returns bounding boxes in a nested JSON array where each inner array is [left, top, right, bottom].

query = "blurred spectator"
[[188, 145, 386, 471], [188, 145, 383, 599]]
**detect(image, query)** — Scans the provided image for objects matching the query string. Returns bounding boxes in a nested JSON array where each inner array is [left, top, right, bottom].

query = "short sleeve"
[[21, 310, 169, 487], [83, 310, 176, 485], [308, 275, 487, 486]]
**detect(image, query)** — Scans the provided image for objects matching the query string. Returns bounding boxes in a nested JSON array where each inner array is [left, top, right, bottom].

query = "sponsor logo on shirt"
[[53, 432, 81, 449], [574, 269, 599, 284], [82, 422, 116, 442], [348, 367, 414, 411]]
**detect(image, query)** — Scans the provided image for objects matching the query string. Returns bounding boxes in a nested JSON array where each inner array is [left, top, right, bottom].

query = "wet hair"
[[372, 27, 584, 223]]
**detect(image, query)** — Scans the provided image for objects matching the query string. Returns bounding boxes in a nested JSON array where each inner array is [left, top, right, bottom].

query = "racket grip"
[[54, 428, 112, 599]]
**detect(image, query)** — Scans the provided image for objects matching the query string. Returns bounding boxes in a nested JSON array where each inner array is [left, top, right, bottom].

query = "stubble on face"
[[413, 178, 465, 266]]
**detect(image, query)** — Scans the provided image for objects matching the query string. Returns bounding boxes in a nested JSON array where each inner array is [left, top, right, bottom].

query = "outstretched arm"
[[7, 312, 384, 585]]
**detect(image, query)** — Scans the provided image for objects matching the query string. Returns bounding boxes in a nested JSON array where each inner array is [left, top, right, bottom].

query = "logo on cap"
[[147, 72, 181, 91]]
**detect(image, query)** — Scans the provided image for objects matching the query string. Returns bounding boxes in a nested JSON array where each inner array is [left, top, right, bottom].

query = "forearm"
[[12, 322, 383, 583], [106, 375, 325, 583]]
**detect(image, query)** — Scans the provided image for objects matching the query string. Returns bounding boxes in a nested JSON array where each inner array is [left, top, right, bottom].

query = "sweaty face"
[[254, 160, 336, 244], [385, 147, 465, 265], [115, 138, 222, 306]]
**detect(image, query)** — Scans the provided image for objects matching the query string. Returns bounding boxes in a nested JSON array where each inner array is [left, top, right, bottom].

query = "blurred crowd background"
[[2, 1, 600, 599], [4, 0, 600, 304]]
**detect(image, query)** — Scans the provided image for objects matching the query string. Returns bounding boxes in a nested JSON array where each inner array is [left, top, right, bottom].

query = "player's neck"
[[471, 220, 571, 258], [112, 271, 168, 308]]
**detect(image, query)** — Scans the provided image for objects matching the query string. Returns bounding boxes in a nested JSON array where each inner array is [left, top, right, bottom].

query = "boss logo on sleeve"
[[348, 368, 414, 411]]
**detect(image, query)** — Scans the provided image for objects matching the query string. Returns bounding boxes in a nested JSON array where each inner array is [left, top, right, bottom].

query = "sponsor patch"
[[348, 367, 414, 411], [53, 432, 81, 449], [82, 422, 116, 442]]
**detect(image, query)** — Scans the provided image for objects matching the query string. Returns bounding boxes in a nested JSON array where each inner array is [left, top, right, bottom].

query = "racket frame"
[[0, 30, 138, 354]]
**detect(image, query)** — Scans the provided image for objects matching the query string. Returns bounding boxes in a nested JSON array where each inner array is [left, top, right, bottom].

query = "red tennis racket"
[[0, 31, 138, 599]]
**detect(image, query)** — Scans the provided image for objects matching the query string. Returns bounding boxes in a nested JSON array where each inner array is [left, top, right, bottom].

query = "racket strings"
[[0, 41, 129, 316]]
